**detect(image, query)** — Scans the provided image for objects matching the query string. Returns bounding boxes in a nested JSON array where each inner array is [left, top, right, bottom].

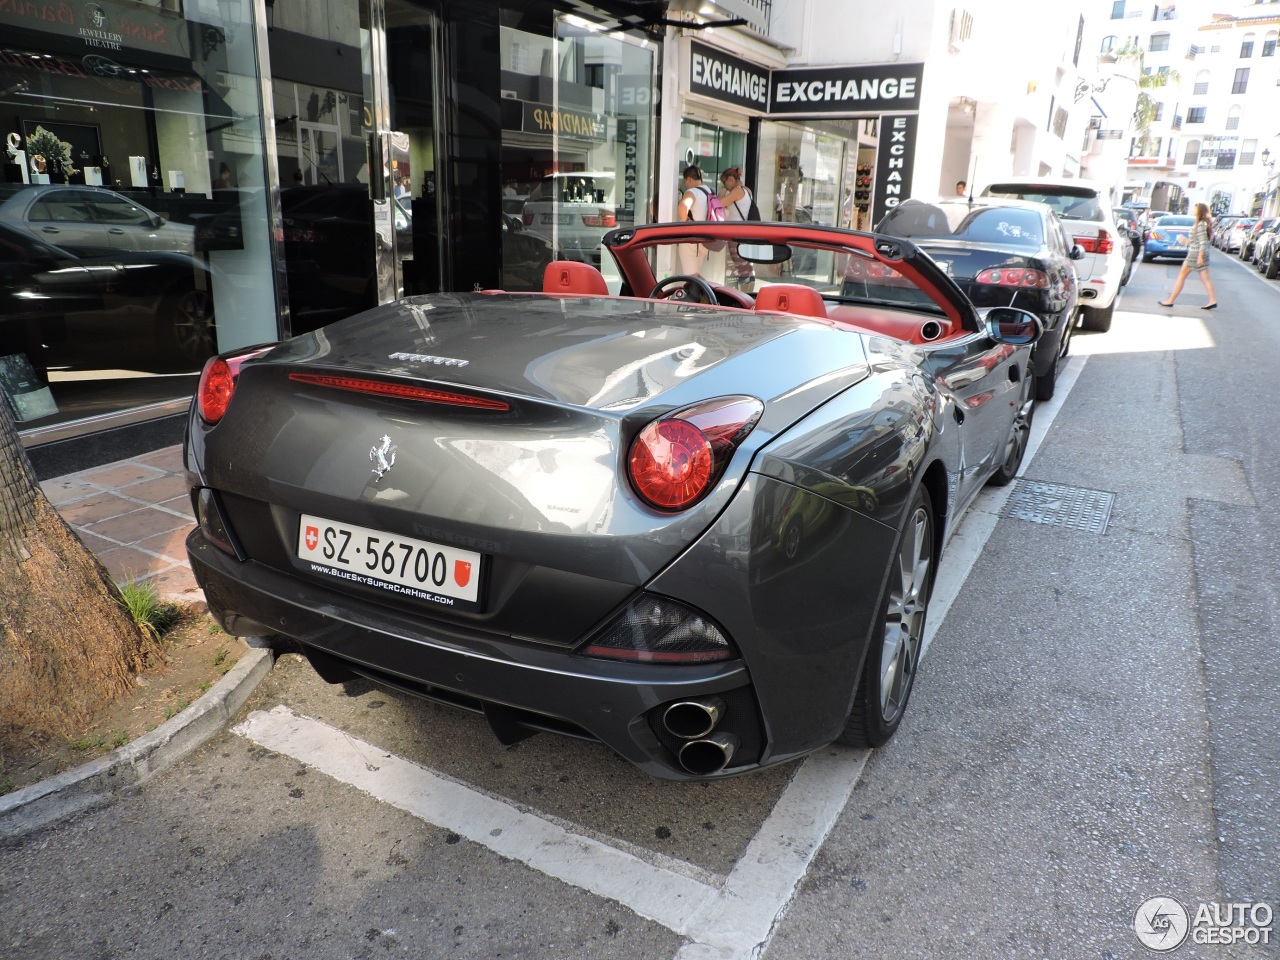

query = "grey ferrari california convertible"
[[185, 220, 1041, 780]]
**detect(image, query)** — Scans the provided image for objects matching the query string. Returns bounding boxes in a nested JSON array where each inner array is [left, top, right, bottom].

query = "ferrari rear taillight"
[[976, 268, 1048, 288], [197, 344, 277, 424], [627, 396, 764, 511], [1074, 230, 1114, 254], [288, 373, 510, 410], [580, 595, 737, 663]]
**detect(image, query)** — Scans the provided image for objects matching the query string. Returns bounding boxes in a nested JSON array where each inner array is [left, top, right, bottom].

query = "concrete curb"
[[0, 642, 275, 840]]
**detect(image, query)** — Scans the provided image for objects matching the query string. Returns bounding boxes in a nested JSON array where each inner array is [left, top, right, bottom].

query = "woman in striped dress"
[[1158, 202, 1218, 309]]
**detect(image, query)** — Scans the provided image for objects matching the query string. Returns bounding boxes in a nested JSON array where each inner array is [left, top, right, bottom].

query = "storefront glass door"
[[3, 0, 277, 433], [385, 0, 444, 297]]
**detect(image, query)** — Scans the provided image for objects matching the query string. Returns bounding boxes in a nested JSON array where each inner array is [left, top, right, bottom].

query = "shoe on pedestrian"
[[1158, 299, 1175, 306], [1201, 302, 1217, 310]]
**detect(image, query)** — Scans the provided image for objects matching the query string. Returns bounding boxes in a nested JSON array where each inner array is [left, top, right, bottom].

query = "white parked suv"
[[980, 177, 1127, 332]]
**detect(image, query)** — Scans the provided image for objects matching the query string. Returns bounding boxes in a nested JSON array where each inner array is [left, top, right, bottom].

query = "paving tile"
[[120, 473, 189, 504], [136, 446, 185, 471], [78, 461, 166, 489], [97, 546, 172, 583], [58, 492, 142, 525], [72, 528, 119, 554], [161, 494, 193, 516], [41, 478, 101, 506], [85, 506, 191, 544], [136, 525, 196, 563], [146, 565, 204, 603]]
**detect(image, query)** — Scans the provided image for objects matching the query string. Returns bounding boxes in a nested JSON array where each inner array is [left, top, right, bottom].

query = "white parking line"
[[234, 704, 867, 959], [233, 358, 1084, 960], [234, 705, 716, 932]]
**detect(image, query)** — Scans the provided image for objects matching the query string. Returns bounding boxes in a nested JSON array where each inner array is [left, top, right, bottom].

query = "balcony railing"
[[709, 0, 771, 34]]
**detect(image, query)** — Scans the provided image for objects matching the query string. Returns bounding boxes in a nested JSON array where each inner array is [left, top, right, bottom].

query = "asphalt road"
[[2, 254, 1277, 960]]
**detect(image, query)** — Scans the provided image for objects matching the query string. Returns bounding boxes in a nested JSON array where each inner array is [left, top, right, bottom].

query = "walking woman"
[[1159, 202, 1218, 309]]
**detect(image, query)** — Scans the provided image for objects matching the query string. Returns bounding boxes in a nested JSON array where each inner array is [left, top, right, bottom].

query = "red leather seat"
[[753, 283, 827, 319], [543, 261, 609, 295]]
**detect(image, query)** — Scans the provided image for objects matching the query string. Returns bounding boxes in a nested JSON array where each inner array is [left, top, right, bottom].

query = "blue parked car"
[[1142, 215, 1192, 262]]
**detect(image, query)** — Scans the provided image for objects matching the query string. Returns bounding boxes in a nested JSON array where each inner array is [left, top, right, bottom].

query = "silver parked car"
[[0, 184, 194, 258]]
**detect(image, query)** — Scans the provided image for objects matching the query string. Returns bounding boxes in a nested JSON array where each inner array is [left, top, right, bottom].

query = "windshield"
[[984, 185, 1104, 221], [879, 203, 1044, 249], [1156, 216, 1193, 227]]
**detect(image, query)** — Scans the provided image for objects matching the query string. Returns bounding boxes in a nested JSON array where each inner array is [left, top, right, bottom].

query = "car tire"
[[990, 370, 1034, 487], [161, 285, 217, 363], [838, 484, 935, 749], [1080, 302, 1113, 333], [1267, 257, 1279, 280], [1141, 253, 1153, 263]]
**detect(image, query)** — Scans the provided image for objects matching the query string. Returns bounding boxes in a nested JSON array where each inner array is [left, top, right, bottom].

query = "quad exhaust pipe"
[[662, 696, 725, 740], [677, 732, 740, 776], [663, 697, 738, 775]]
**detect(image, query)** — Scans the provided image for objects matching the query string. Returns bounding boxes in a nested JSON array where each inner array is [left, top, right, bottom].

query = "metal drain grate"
[[1002, 479, 1115, 534]]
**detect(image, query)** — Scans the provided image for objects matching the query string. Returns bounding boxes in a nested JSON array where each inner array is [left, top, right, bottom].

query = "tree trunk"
[[1, 398, 152, 739]]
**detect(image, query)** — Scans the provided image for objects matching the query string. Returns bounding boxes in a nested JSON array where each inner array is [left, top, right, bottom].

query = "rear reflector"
[[288, 373, 510, 411], [581, 594, 737, 663]]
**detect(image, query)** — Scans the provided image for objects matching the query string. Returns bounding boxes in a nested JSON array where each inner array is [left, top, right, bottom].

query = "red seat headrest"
[[543, 260, 609, 295], [753, 283, 827, 319]]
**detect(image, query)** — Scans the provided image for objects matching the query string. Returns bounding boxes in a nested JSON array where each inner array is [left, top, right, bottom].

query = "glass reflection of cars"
[[0, 184, 194, 258], [0, 221, 215, 373]]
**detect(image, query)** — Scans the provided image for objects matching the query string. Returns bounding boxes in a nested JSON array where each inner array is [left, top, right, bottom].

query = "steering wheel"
[[649, 274, 719, 304]]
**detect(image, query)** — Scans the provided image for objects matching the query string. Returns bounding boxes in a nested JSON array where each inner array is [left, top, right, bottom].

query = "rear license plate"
[[541, 213, 574, 225], [297, 514, 483, 607]]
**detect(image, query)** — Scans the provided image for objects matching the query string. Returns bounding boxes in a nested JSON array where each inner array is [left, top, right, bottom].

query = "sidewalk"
[[39, 445, 202, 602]]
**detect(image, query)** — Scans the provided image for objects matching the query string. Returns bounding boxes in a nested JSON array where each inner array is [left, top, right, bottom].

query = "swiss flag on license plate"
[[454, 560, 472, 588]]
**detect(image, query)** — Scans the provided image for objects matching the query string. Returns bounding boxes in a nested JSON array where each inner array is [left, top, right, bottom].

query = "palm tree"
[[1115, 42, 1181, 158], [0, 397, 151, 739]]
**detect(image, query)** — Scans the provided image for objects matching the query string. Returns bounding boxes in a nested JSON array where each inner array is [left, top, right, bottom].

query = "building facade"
[[1088, 0, 1280, 216], [4, 0, 663, 448], [12, 0, 1218, 456]]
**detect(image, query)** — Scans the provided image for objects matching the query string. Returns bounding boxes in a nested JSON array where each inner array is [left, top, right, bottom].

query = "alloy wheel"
[[879, 502, 933, 723]]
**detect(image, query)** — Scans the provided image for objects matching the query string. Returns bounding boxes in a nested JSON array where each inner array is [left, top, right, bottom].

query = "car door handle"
[[41, 226, 59, 233], [108, 228, 126, 234]]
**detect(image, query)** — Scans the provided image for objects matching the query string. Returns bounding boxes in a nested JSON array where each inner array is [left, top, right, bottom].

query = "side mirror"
[[982, 307, 1042, 346], [152, 215, 165, 228], [1070, 245, 1085, 261]]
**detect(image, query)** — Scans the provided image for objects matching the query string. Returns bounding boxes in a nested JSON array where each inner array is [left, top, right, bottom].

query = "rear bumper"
[[188, 530, 767, 780]]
